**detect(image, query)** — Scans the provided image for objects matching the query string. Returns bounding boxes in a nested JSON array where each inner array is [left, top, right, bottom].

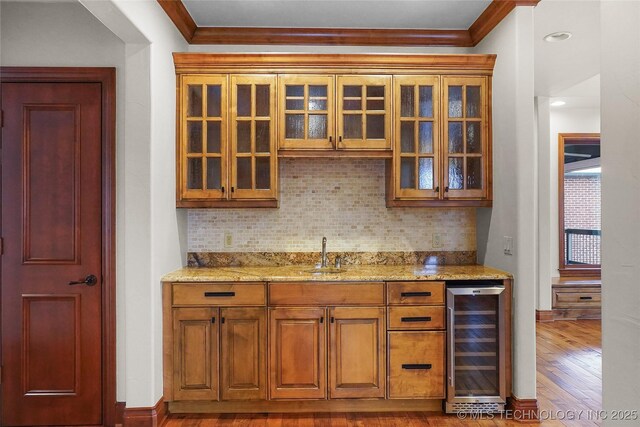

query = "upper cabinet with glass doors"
[[442, 77, 489, 201], [278, 75, 392, 152], [388, 75, 491, 207], [174, 53, 494, 208], [177, 74, 278, 208]]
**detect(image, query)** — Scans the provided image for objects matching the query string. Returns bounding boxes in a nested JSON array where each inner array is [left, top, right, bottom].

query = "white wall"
[[536, 105, 600, 310], [600, 1, 640, 423], [475, 7, 537, 399], [81, 0, 189, 407]]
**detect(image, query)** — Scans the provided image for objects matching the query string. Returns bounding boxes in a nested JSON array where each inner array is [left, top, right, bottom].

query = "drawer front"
[[269, 282, 384, 306], [387, 282, 445, 305], [553, 290, 601, 308], [388, 306, 445, 330], [173, 283, 266, 306], [388, 331, 445, 399]]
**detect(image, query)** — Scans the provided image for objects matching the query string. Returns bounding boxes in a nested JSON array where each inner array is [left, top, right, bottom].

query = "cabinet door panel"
[[269, 307, 326, 399], [337, 75, 391, 150], [442, 76, 488, 200], [279, 75, 335, 150], [180, 75, 228, 201], [230, 75, 278, 200], [220, 308, 267, 400], [173, 307, 219, 401], [329, 307, 385, 398], [393, 76, 441, 200]]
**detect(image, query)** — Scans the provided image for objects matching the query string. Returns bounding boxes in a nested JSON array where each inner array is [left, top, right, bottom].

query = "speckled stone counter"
[[162, 264, 512, 283]]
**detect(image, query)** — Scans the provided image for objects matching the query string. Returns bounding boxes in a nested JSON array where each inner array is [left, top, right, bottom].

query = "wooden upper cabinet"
[[179, 75, 228, 202], [279, 75, 335, 150], [329, 307, 386, 399], [173, 307, 219, 401], [220, 307, 267, 401], [337, 75, 392, 150], [393, 76, 441, 200], [230, 75, 278, 200], [442, 76, 489, 200]]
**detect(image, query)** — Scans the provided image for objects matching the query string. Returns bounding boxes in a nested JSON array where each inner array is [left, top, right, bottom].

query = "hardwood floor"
[[163, 320, 602, 426]]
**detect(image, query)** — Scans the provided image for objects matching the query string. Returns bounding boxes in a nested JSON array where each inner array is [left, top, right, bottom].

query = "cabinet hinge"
[[0, 365, 2, 384], [0, 237, 3, 255], [1, 110, 4, 128]]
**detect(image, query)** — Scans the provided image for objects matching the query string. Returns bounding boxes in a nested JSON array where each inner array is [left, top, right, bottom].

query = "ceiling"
[[534, 0, 600, 99], [182, 0, 491, 30]]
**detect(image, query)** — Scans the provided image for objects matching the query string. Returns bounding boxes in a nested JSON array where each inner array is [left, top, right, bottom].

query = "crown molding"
[[159, 0, 540, 47]]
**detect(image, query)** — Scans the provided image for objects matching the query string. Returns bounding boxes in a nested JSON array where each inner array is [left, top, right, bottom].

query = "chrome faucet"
[[321, 237, 328, 268]]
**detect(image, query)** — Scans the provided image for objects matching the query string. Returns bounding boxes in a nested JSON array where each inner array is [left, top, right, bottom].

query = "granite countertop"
[[162, 264, 512, 283]]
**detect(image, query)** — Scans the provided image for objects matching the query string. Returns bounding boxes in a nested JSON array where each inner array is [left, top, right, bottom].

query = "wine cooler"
[[445, 281, 506, 413]]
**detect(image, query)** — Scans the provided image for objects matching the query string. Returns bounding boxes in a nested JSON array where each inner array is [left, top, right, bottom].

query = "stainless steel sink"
[[302, 267, 346, 274]]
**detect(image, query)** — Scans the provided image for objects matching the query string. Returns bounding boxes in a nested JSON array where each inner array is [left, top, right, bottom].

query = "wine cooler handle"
[[448, 306, 455, 387]]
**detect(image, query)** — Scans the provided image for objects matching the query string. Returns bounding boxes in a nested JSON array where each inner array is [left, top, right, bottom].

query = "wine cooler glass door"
[[447, 286, 506, 404]]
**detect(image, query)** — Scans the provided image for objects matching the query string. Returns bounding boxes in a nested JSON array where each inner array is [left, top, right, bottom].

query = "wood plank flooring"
[[163, 320, 602, 427]]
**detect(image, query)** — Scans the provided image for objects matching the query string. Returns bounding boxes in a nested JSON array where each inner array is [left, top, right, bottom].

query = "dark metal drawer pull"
[[401, 292, 432, 297], [580, 296, 593, 300], [204, 291, 235, 297], [401, 316, 432, 322], [402, 364, 432, 370]]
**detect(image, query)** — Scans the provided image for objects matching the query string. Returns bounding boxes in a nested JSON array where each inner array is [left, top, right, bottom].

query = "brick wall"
[[564, 173, 601, 264], [188, 158, 477, 252]]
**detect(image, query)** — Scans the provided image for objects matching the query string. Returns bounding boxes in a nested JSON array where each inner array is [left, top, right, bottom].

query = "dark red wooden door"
[[1, 82, 103, 425]]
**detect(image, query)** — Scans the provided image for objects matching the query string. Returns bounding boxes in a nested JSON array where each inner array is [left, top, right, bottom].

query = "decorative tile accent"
[[188, 158, 476, 253], [188, 251, 477, 267]]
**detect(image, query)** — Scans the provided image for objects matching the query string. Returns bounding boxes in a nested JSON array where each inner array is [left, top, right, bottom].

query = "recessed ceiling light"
[[551, 100, 566, 107], [544, 31, 572, 42]]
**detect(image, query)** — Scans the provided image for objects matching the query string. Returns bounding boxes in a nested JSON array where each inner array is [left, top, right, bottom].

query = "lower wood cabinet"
[[173, 307, 219, 401], [388, 331, 445, 399], [172, 306, 267, 401], [269, 306, 386, 400], [220, 307, 267, 400], [329, 307, 386, 399], [269, 307, 326, 399]]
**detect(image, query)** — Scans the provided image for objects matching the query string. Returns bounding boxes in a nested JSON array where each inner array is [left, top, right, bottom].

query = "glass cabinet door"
[[337, 75, 391, 150], [279, 75, 334, 150], [230, 75, 278, 200], [393, 76, 441, 199], [442, 76, 488, 199], [181, 75, 228, 200]]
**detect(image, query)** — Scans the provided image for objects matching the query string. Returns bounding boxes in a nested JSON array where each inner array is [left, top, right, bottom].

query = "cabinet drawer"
[[388, 306, 445, 330], [387, 282, 445, 305], [553, 290, 601, 308], [269, 282, 384, 306], [173, 283, 266, 306], [388, 331, 445, 399]]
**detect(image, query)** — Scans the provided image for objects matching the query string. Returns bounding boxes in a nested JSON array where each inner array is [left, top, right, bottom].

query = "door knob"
[[68, 274, 98, 286]]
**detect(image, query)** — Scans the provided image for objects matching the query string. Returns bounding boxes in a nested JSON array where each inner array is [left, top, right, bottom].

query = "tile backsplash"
[[188, 158, 476, 252]]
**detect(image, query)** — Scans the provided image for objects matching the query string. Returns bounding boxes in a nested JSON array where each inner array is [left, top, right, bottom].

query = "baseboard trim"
[[507, 396, 539, 422], [536, 310, 554, 322], [116, 402, 126, 426], [123, 397, 167, 427]]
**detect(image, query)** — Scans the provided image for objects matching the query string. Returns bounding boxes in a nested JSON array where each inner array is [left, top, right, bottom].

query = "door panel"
[[269, 307, 326, 399], [329, 307, 385, 398], [1, 82, 103, 425], [220, 307, 267, 400]]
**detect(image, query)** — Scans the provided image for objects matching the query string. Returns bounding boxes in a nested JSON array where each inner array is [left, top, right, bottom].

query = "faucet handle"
[[334, 256, 342, 269]]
